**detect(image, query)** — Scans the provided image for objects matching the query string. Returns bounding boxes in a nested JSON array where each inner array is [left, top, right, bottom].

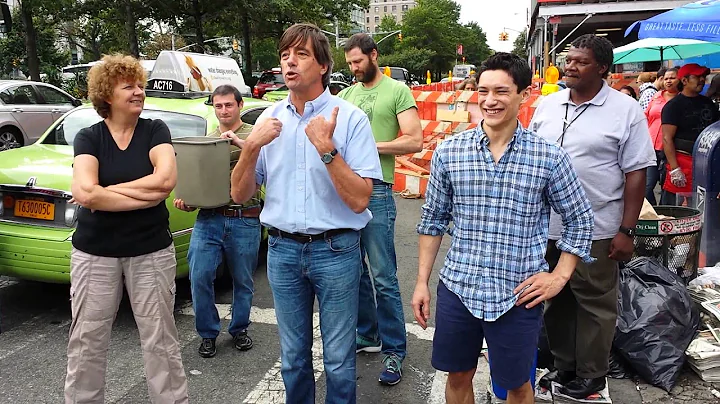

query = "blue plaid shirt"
[[417, 123, 594, 321]]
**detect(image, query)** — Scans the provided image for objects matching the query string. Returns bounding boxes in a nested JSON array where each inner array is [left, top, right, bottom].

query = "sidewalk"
[[428, 355, 720, 404]]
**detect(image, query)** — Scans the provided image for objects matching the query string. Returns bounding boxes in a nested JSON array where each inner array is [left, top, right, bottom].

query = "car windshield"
[[259, 73, 284, 85], [390, 69, 405, 81], [42, 108, 207, 146]]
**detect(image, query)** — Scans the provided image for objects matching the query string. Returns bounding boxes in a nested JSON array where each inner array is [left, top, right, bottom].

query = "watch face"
[[322, 153, 332, 163]]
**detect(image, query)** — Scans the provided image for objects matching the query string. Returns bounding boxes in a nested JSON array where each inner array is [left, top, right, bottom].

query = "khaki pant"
[[544, 239, 619, 379], [65, 244, 189, 404]]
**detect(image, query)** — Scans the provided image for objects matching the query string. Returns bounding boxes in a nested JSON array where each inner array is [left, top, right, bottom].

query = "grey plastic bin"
[[173, 136, 231, 208]]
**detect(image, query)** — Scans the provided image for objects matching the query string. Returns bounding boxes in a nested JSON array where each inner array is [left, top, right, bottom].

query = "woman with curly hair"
[[64, 54, 189, 404]]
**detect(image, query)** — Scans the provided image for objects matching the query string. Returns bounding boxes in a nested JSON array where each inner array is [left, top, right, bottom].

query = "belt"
[[211, 205, 261, 218], [267, 228, 353, 243]]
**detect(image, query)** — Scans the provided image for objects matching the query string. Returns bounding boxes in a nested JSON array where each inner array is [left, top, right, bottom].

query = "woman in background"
[[620, 85, 637, 99], [644, 68, 679, 205]]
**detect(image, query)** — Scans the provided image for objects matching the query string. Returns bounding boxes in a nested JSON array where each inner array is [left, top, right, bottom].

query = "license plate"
[[14, 199, 55, 220]]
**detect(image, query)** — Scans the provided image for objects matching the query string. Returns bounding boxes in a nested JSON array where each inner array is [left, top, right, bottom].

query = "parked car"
[[388, 67, 412, 86], [253, 68, 284, 99], [0, 52, 271, 284], [0, 80, 82, 151], [262, 80, 350, 102]]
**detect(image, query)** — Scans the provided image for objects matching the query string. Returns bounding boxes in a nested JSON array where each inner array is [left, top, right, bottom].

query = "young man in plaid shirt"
[[412, 53, 595, 404]]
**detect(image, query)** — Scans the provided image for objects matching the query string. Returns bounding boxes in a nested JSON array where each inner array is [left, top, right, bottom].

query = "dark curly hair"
[[570, 34, 614, 78]]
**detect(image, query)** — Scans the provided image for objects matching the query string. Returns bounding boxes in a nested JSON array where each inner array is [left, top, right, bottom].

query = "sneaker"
[[379, 355, 402, 386], [356, 338, 382, 353], [198, 338, 216, 358], [233, 331, 253, 351]]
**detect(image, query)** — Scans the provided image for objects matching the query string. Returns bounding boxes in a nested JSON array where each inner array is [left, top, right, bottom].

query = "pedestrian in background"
[[339, 32, 423, 386], [66, 54, 188, 404], [414, 52, 594, 404], [531, 34, 655, 399], [230, 23, 383, 404], [173, 84, 261, 359], [619, 86, 637, 99], [644, 68, 679, 205], [456, 77, 477, 91], [661, 63, 720, 205], [637, 71, 658, 110]]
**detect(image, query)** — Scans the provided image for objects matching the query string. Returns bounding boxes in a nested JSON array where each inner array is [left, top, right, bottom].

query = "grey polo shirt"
[[530, 82, 655, 240]]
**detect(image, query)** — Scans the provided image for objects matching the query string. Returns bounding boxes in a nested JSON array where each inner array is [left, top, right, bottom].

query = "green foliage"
[[0, 7, 69, 79], [378, 47, 435, 78], [512, 29, 528, 60], [377, 15, 400, 56], [370, 0, 492, 81]]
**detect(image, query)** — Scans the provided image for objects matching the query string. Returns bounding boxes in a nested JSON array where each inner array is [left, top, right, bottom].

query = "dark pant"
[[432, 281, 542, 391], [544, 239, 618, 379], [645, 150, 665, 205]]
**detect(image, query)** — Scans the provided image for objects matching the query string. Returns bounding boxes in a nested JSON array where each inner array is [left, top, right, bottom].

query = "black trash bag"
[[608, 348, 634, 379], [614, 257, 700, 392]]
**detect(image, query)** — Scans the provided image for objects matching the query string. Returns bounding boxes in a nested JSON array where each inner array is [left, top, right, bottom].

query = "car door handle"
[[51, 109, 62, 113], [12, 108, 23, 113]]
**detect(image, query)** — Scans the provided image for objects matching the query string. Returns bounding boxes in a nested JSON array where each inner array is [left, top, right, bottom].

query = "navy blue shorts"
[[432, 281, 542, 391]]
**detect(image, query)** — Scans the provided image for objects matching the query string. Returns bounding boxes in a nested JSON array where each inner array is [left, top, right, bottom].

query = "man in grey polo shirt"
[[531, 34, 655, 399]]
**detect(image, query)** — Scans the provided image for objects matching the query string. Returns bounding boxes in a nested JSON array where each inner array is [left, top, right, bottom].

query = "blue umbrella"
[[626, 0, 720, 42]]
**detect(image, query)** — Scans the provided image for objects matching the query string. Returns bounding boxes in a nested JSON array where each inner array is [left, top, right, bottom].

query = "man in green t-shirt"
[[173, 85, 262, 359], [338, 33, 423, 386]]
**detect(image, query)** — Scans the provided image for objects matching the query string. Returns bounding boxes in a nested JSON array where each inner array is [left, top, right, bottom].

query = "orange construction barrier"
[[395, 88, 545, 198]]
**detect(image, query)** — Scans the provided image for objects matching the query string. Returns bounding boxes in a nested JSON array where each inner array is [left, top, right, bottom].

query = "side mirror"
[[205, 95, 213, 106], [71, 98, 82, 107]]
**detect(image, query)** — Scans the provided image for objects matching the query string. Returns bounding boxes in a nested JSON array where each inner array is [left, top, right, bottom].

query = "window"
[[392, 5, 396, 11], [384, 6, 387, 12], [240, 107, 268, 125], [366, 17, 369, 23], [0, 85, 39, 105], [375, 6, 379, 12], [43, 108, 207, 146], [36, 85, 74, 105], [375, 26, 380, 33], [375, 16, 379, 23], [402, 4, 409, 11]]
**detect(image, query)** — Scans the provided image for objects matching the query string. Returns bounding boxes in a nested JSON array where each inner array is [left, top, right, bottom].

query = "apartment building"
[[366, 0, 417, 33]]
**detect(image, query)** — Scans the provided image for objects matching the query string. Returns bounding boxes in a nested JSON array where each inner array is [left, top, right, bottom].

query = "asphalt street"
[[0, 196, 718, 403]]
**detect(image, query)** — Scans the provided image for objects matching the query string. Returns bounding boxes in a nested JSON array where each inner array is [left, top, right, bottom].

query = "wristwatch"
[[321, 148, 338, 164], [619, 225, 636, 238]]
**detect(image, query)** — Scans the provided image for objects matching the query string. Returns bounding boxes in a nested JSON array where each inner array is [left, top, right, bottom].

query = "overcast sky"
[[455, 0, 531, 53]]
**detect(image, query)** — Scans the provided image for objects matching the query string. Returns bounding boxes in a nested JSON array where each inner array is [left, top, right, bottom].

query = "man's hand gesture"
[[246, 118, 282, 149], [306, 106, 339, 156]]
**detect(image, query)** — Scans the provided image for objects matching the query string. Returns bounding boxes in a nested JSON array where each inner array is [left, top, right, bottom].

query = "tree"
[[143, 34, 188, 60], [378, 47, 435, 78], [399, 0, 462, 81], [512, 29, 528, 61], [0, 6, 69, 80], [457, 22, 492, 68]]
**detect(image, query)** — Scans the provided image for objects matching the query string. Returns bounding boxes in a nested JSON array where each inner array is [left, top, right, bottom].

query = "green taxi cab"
[[0, 51, 271, 283]]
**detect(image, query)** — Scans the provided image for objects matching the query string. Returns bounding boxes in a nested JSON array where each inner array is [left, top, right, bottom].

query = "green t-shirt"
[[207, 123, 263, 208], [338, 75, 417, 184]]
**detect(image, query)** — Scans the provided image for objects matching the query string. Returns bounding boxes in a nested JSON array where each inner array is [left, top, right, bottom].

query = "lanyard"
[[558, 103, 590, 147]]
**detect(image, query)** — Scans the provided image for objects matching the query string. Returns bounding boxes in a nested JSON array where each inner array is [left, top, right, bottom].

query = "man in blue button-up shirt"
[[230, 23, 382, 404], [412, 53, 594, 404]]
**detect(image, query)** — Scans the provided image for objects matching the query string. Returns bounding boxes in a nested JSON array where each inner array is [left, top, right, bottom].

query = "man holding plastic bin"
[[230, 23, 382, 403], [173, 84, 261, 359], [412, 52, 594, 404]]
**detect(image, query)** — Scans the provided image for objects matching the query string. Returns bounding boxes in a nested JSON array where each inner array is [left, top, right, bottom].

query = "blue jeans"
[[188, 210, 261, 339], [357, 182, 407, 359], [267, 230, 361, 404]]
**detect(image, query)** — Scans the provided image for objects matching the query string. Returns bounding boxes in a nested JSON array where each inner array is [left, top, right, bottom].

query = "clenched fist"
[[246, 118, 282, 149]]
